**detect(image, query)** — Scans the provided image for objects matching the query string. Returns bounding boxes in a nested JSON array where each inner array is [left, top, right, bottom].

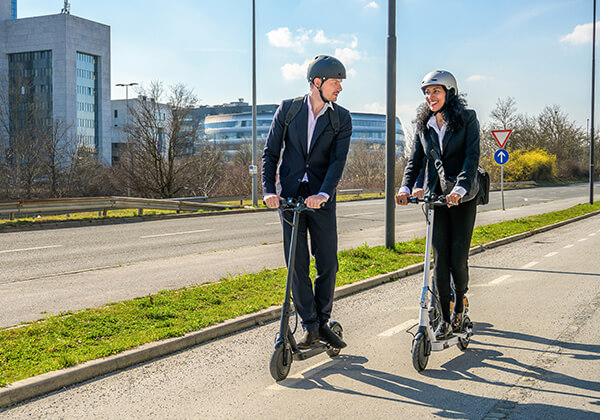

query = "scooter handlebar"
[[407, 195, 454, 206], [278, 197, 324, 211]]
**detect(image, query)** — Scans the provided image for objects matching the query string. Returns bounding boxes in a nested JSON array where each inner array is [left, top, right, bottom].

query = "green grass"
[[1, 201, 599, 387]]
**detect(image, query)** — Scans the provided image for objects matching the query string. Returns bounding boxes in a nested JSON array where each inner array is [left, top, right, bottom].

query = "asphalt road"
[[3, 209, 599, 419], [0, 184, 598, 328]]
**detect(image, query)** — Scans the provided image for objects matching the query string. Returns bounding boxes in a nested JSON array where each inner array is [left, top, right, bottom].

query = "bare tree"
[[123, 81, 201, 198], [341, 142, 386, 190]]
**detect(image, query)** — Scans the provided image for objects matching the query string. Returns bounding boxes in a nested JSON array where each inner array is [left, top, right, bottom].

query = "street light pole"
[[116, 82, 138, 197], [385, 0, 397, 248], [251, 0, 258, 207], [591, 0, 596, 204]]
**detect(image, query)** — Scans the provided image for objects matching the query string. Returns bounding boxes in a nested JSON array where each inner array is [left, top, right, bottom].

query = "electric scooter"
[[407, 195, 474, 372], [269, 197, 344, 381]]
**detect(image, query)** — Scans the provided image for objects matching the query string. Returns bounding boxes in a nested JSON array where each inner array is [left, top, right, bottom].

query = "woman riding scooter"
[[396, 70, 481, 340]]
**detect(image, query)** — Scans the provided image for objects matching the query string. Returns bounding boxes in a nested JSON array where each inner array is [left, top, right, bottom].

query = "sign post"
[[492, 130, 513, 211]]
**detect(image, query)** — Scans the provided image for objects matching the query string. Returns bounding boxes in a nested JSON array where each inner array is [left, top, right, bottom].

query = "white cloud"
[[350, 35, 359, 49], [365, 1, 379, 9], [281, 59, 311, 81], [334, 47, 361, 65], [314, 30, 334, 45], [560, 22, 600, 45], [466, 75, 488, 82], [266, 27, 310, 52], [363, 102, 385, 114], [346, 68, 357, 78]]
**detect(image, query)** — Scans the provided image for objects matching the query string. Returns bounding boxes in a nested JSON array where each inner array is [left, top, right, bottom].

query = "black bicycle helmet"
[[307, 55, 346, 83]]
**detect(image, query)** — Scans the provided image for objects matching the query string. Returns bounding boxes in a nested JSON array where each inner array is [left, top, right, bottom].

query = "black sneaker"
[[451, 312, 463, 333], [319, 324, 347, 349], [434, 321, 452, 340], [297, 329, 320, 349]]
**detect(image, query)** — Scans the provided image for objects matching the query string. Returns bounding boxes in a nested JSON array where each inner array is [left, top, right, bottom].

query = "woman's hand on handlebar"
[[446, 192, 461, 207], [412, 188, 425, 200], [395, 192, 410, 205], [264, 194, 282, 209]]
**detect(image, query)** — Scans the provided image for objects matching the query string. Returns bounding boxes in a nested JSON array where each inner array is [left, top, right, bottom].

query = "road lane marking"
[[378, 319, 419, 337], [589, 233, 596, 237], [563, 244, 574, 249], [521, 261, 538, 269], [0, 245, 63, 254], [490, 274, 512, 285], [544, 252, 558, 257], [578, 238, 588, 242], [140, 229, 212, 239], [266, 358, 339, 390], [265, 222, 280, 225], [344, 212, 375, 217]]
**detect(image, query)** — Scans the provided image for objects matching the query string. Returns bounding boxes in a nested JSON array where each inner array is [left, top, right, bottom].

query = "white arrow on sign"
[[491, 129, 512, 148], [496, 150, 508, 164]]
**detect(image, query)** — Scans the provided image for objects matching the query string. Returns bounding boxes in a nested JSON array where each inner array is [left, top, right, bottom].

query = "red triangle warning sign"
[[491, 130, 512, 149]]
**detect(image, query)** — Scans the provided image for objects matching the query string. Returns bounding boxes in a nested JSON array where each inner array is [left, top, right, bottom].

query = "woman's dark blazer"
[[402, 109, 480, 198]]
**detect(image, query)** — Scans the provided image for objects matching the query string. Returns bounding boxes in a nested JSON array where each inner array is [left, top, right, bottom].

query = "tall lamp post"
[[591, 0, 596, 204], [116, 82, 138, 196], [385, 0, 397, 248], [251, 0, 258, 207]]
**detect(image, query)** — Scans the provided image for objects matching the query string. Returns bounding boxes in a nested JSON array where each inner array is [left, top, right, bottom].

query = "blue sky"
[[17, 0, 598, 135]]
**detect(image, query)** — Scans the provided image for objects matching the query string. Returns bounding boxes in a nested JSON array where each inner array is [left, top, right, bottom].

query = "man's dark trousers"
[[280, 183, 338, 333]]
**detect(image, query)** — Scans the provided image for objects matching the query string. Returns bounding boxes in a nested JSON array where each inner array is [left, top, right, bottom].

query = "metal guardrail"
[[0, 196, 239, 220], [0, 189, 384, 220]]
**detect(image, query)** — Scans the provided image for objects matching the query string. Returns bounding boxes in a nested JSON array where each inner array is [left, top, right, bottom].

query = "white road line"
[[344, 212, 375, 217], [489, 274, 512, 285], [544, 252, 558, 257], [0, 245, 63, 254], [266, 358, 337, 390], [265, 222, 280, 225], [578, 238, 588, 242], [563, 244, 574, 249], [378, 319, 419, 337], [140, 229, 212, 239], [521, 261, 539, 269], [589, 233, 596, 237]]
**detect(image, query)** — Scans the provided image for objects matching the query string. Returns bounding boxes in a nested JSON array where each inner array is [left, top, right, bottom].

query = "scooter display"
[[407, 195, 474, 372], [269, 197, 344, 381]]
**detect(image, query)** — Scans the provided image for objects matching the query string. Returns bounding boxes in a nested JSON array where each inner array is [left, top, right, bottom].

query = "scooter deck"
[[430, 327, 473, 351], [293, 341, 330, 360]]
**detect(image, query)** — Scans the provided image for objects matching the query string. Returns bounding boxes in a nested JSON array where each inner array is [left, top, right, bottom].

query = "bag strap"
[[282, 96, 304, 143], [329, 103, 340, 136], [427, 143, 451, 194]]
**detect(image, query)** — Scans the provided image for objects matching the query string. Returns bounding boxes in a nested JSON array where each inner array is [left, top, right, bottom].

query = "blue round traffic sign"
[[494, 149, 510, 165]]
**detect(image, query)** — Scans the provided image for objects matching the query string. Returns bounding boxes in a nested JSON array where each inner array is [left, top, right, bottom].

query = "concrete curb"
[[1, 209, 599, 408]]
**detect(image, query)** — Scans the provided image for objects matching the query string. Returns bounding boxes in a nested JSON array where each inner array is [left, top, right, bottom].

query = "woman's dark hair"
[[415, 92, 468, 132]]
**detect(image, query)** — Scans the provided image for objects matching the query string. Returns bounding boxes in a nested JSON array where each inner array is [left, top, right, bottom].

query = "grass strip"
[[1, 201, 599, 386]]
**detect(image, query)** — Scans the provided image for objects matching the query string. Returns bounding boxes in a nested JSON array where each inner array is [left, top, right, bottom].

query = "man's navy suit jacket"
[[262, 95, 352, 204]]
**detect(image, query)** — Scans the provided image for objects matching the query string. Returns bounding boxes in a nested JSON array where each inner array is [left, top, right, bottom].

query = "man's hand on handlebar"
[[305, 194, 327, 209], [264, 194, 282, 209]]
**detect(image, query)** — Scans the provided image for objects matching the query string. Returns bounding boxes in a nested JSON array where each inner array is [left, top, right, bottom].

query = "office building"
[[0, 1, 111, 162]]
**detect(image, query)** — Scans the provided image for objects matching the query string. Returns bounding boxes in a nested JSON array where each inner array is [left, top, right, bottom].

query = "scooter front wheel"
[[457, 315, 472, 350], [412, 332, 429, 372], [270, 342, 293, 381]]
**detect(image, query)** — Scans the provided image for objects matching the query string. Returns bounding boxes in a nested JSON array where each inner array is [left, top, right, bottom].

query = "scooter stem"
[[277, 208, 300, 346]]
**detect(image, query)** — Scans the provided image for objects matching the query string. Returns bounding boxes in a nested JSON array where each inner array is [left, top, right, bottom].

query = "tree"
[[122, 81, 202, 198]]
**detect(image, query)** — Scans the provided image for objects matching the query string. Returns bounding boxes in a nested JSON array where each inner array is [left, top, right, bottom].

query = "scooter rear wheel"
[[412, 332, 429, 372], [270, 343, 293, 381], [326, 322, 344, 357]]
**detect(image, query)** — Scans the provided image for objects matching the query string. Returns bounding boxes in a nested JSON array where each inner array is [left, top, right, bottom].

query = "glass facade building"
[[11, 0, 16, 19], [8, 50, 53, 131], [203, 109, 405, 158], [76, 52, 98, 150]]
